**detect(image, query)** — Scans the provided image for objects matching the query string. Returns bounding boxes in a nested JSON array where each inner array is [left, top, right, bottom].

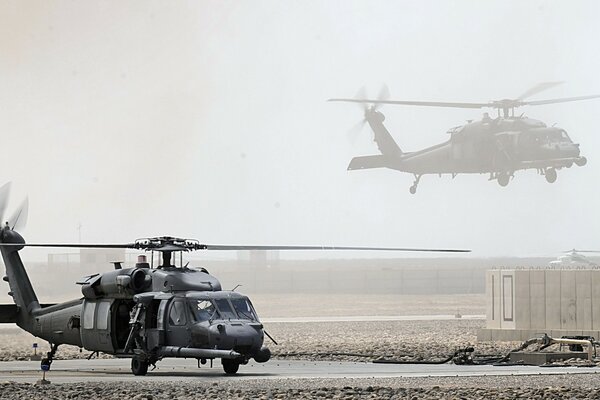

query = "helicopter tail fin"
[[0, 229, 40, 327], [365, 109, 403, 157]]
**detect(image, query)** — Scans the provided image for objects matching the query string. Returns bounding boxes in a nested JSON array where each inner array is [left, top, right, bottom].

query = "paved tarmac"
[[261, 314, 485, 323], [0, 358, 597, 383]]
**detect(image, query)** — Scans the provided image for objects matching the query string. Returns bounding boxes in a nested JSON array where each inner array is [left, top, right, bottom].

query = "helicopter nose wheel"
[[497, 172, 510, 187], [222, 359, 240, 375], [545, 167, 557, 183], [409, 175, 421, 194]]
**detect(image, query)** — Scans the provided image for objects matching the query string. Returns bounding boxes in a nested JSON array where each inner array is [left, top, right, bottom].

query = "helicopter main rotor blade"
[[328, 98, 489, 109], [516, 81, 563, 101], [0, 241, 470, 253], [0, 243, 135, 248], [203, 244, 470, 252], [523, 94, 600, 106]]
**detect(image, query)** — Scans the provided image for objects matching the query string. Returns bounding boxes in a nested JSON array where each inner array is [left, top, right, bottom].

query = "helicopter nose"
[[205, 322, 264, 353]]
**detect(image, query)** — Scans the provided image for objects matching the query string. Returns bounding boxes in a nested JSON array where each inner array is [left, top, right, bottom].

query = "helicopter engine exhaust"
[[81, 268, 151, 298]]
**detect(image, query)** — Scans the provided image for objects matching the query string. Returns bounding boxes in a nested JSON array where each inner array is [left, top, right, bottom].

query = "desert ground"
[[2, 294, 600, 398]]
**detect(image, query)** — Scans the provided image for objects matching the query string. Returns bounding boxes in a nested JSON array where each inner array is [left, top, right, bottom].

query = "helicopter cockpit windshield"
[[560, 130, 572, 142], [544, 129, 572, 144], [189, 297, 259, 322], [192, 299, 217, 322], [230, 298, 258, 321]]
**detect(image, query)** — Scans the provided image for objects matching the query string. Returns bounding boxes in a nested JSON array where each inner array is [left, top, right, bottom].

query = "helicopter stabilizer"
[[347, 155, 389, 170]]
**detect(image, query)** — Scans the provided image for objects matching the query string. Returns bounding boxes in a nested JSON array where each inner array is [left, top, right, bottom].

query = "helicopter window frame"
[[560, 130, 571, 141], [96, 300, 111, 330], [168, 299, 188, 326], [230, 298, 258, 321], [83, 301, 96, 330], [157, 300, 168, 330], [214, 298, 237, 320], [189, 299, 218, 322]]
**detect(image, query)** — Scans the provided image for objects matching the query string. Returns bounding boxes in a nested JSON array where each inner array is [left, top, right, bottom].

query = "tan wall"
[[482, 269, 600, 339]]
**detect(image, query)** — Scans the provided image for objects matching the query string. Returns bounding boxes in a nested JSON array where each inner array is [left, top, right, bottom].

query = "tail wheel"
[[409, 185, 417, 194], [545, 168, 557, 183], [131, 357, 149, 376], [497, 173, 510, 187], [222, 359, 240, 375]]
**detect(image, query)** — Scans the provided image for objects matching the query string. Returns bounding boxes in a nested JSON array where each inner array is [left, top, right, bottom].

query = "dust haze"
[[0, 0, 599, 263]]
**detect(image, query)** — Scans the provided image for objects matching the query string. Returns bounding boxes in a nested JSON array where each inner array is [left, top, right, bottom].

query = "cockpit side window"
[[231, 298, 258, 321], [191, 299, 217, 322], [168, 300, 187, 326], [215, 299, 237, 320]]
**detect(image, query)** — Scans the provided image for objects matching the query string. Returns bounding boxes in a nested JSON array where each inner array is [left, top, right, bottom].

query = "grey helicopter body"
[[0, 185, 468, 376], [549, 249, 600, 268], [1, 232, 271, 375], [330, 83, 598, 193]]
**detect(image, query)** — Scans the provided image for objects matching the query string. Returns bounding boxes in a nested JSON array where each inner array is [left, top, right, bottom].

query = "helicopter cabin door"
[[80, 299, 116, 353], [166, 298, 191, 347], [451, 130, 476, 169]]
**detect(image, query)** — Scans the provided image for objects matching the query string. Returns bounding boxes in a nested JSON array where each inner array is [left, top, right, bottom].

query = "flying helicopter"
[[329, 83, 599, 193], [0, 187, 469, 376], [548, 249, 600, 268]]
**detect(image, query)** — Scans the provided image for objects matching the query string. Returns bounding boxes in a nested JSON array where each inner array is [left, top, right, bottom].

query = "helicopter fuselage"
[[348, 110, 586, 193], [390, 118, 581, 174], [0, 229, 270, 375]]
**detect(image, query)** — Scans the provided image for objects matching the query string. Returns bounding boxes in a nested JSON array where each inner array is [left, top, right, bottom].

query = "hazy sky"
[[0, 1, 599, 259]]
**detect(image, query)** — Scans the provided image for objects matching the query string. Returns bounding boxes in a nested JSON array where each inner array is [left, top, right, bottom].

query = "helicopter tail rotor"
[[0, 183, 28, 233], [0, 183, 12, 227], [342, 85, 391, 141], [8, 197, 28, 232]]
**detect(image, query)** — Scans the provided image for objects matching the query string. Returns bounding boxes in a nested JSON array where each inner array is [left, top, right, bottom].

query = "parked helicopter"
[[329, 83, 599, 193], [549, 249, 600, 268], [0, 189, 469, 376]]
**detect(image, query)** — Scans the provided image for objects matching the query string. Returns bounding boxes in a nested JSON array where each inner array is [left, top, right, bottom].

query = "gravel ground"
[[2, 376, 600, 399], [0, 319, 515, 362]]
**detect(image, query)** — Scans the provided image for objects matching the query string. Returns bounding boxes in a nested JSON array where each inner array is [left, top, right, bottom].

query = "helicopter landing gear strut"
[[40, 343, 59, 372], [544, 167, 557, 183], [496, 172, 510, 187], [409, 175, 421, 194]]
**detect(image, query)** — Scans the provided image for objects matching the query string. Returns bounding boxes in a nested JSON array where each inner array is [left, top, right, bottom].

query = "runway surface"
[[0, 358, 597, 383], [261, 314, 485, 323]]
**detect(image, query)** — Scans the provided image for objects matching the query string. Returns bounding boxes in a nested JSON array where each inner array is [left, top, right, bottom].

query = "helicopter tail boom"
[[365, 109, 403, 157]]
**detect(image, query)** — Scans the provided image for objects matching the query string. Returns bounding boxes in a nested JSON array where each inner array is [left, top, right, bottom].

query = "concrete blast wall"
[[479, 269, 600, 341]]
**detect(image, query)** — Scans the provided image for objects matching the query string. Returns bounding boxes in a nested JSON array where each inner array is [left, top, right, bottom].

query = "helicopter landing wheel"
[[575, 157, 587, 167], [131, 357, 149, 376], [497, 173, 510, 187], [222, 359, 240, 375], [545, 168, 557, 183], [409, 175, 421, 194]]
